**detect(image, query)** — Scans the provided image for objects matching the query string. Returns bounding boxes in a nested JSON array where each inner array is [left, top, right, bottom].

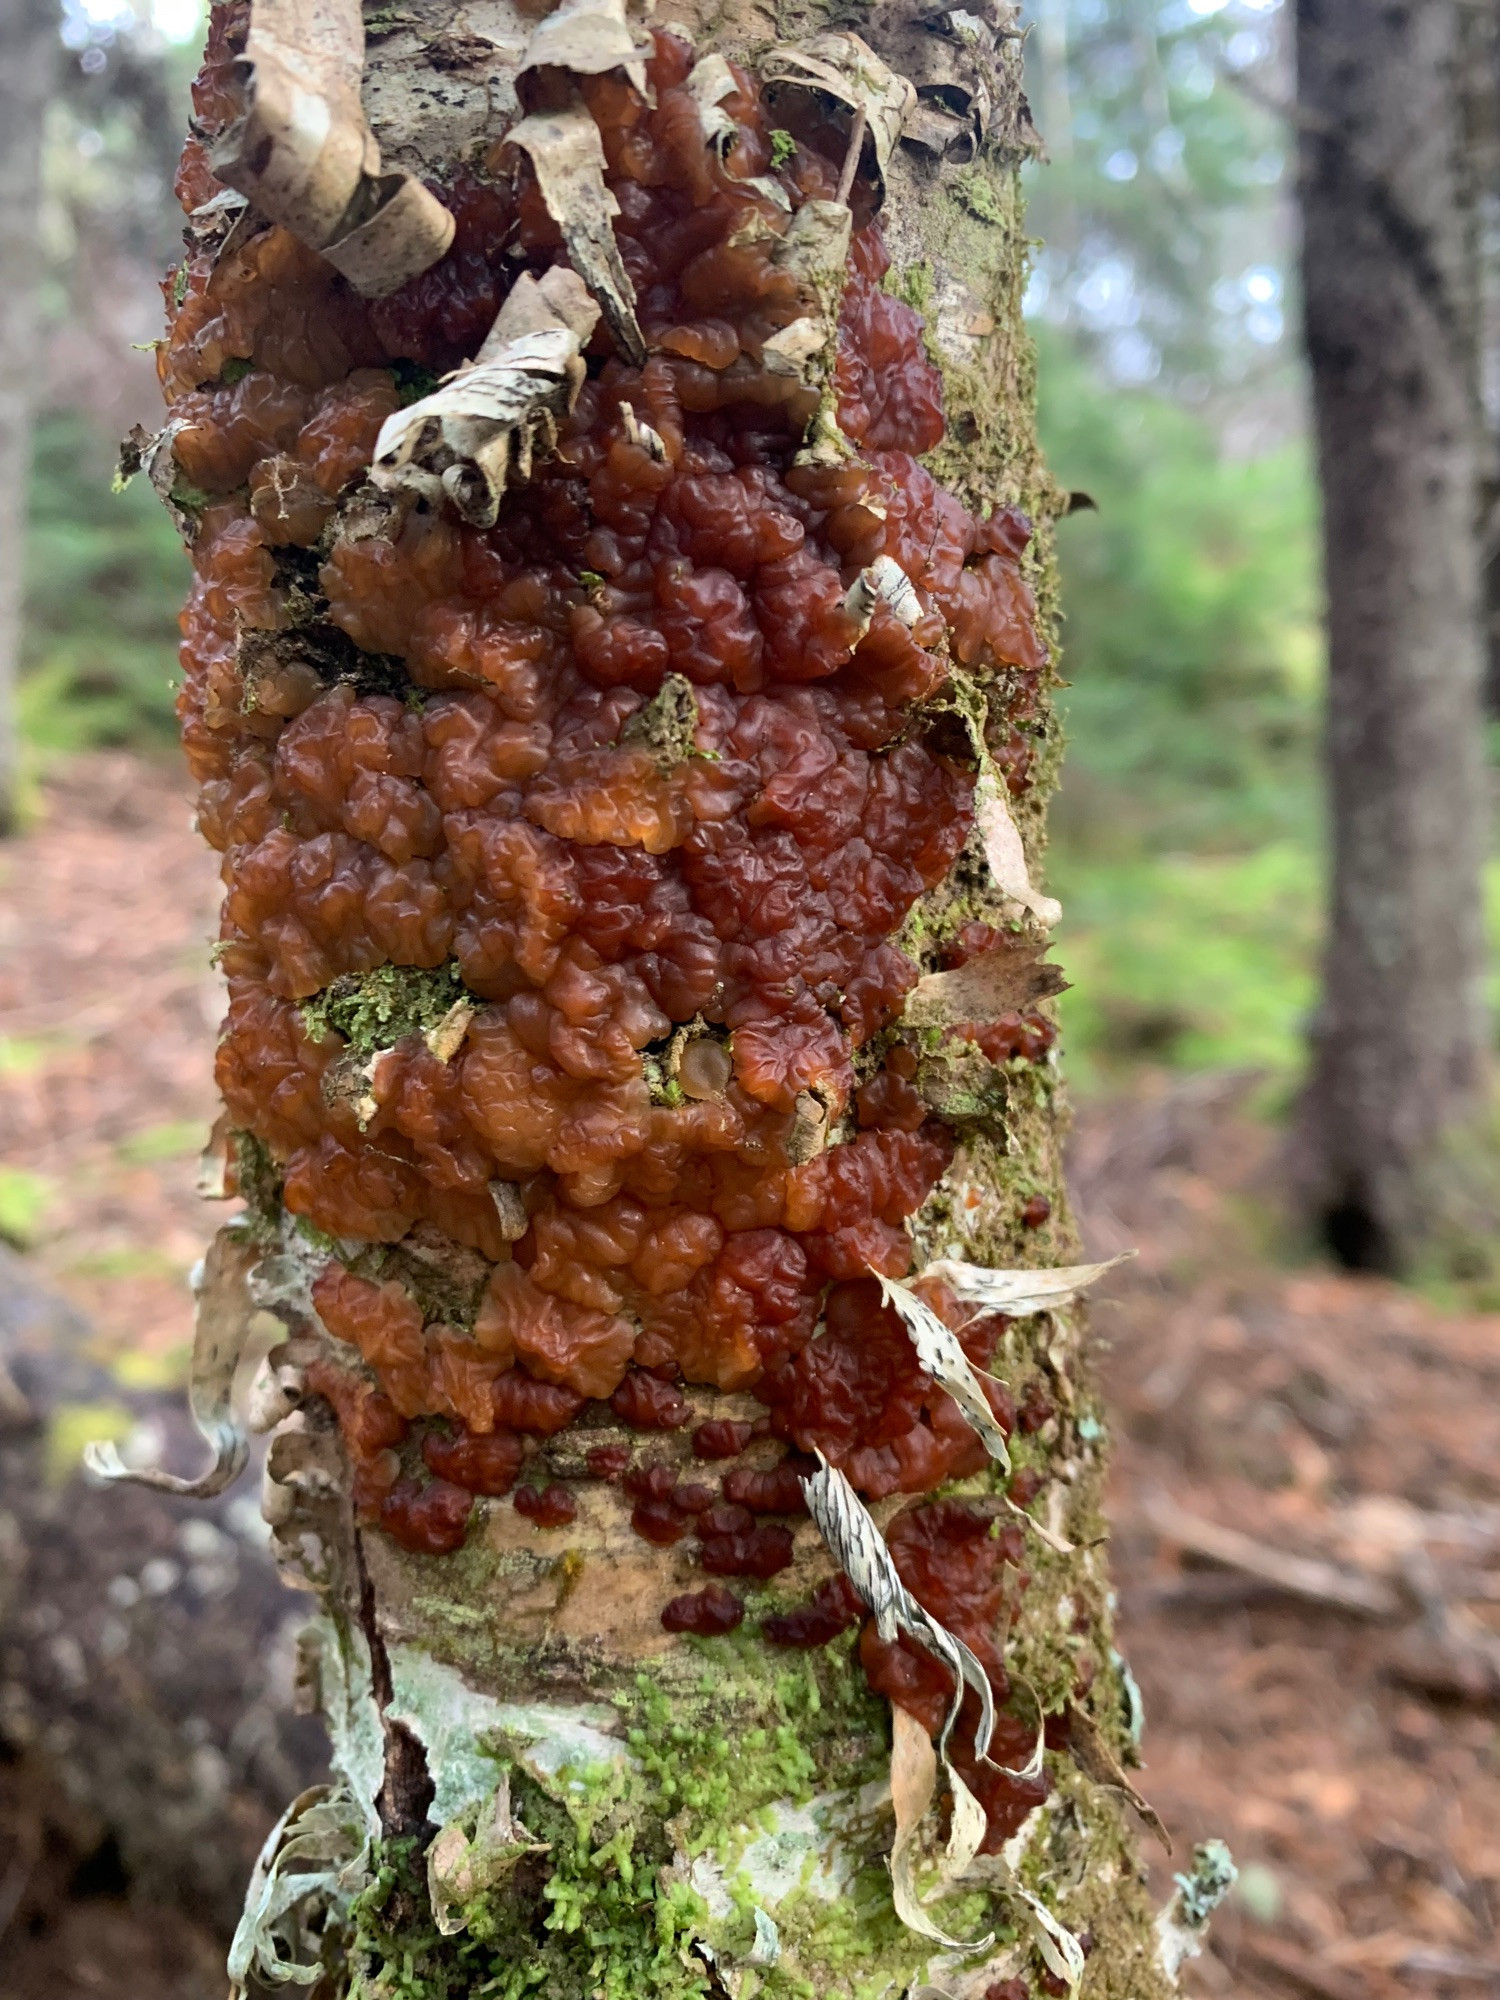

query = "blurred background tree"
[[1019, 0, 1329, 1089], [1294, 0, 1493, 1275], [17, 0, 197, 775]]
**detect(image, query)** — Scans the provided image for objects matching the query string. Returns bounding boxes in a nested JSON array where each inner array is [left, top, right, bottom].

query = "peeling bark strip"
[[109, 0, 1230, 1991], [210, 0, 455, 292]]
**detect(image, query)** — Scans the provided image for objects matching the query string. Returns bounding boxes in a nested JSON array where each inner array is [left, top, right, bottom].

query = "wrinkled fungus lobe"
[[174, 2, 1053, 1846]]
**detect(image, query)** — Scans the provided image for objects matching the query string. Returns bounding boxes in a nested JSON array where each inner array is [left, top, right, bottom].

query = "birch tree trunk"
[[1296, 0, 1493, 1273], [105, 1, 1232, 1992], [0, 0, 56, 835]]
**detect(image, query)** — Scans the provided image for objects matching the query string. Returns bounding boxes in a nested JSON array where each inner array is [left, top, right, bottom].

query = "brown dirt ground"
[[1, 753, 1497, 1998]]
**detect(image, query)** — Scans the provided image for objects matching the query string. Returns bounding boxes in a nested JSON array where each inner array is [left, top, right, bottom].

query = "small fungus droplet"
[[587, 1443, 632, 1480], [514, 1481, 577, 1527], [610, 1370, 691, 1429], [661, 1584, 744, 1635], [377, 1476, 474, 1554], [421, 1427, 524, 1495], [692, 1420, 753, 1460]]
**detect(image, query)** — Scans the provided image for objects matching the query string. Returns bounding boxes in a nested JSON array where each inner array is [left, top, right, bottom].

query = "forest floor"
[[1, 753, 1497, 2000]]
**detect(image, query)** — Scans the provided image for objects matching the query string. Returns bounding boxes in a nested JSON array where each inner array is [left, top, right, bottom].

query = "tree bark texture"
[[0, 0, 57, 834], [1296, 0, 1492, 1271], [122, 1, 1227, 1994]]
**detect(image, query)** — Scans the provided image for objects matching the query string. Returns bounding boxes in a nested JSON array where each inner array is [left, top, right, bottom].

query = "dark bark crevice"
[[355, 1527, 435, 1843]]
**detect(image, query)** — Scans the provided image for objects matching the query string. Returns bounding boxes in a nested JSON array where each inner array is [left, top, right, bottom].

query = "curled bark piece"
[[774, 196, 854, 291], [427, 1775, 548, 1937], [902, 931, 1067, 1033], [922, 1253, 1132, 1319], [114, 417, 198, 539], [687, 52, 739, 150], [759, 33, 916, 202], [1014, 1882, 1086, 1994], [424, 997, 475, 1063], [370, 268, 600, 526], [975, 772, 1062, 929], [884, 3, 1005, 162], [876, 1272, 1013, 1472], [763, 315, 830, 377], [209, 0, 454, 296], [622, 404, 669, 461], [227, 1782, 371, 1995], [802, 1456, 1012, 1783], [845, 555, 924, 636], [84, 1226, 264, 1497], [197, 1110, 235, 1199], [518, 0, 650, 96], [902, 98, 978, 159], [764, 198, 856, 395], [889, 1703, 993, 1953], [504, 107, 647, 365], [1066, 1707, 1171, 1854]]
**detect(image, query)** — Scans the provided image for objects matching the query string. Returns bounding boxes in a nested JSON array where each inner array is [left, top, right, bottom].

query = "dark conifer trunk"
[[1296, 0, 1492, 1271]]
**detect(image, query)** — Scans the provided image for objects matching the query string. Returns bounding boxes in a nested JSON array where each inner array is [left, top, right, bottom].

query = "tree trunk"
[[114, 0, 1232, 1992], [0, 0, 56, 835], [1296, 0, 1493, 1273]]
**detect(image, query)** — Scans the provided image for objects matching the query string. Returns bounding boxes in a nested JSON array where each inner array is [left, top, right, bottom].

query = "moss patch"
[[619, 673, 702, 772], [344, 1648, 912, 2000], [302, 962, 470, 1058]]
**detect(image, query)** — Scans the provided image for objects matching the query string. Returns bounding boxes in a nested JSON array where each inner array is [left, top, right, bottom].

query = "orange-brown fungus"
[[173, 5, 1052, 1848]]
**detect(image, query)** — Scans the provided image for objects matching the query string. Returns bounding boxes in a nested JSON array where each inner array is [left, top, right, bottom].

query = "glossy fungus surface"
[[172, 4, 1055, 1849], [514, 1481, 578, 1528]]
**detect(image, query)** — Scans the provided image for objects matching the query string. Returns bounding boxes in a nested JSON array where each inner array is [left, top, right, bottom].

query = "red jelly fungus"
[[623, 1461, 676, 1502], [378, 1476, 474, 1555], [699, 1521, 795, 1579], [762, 1574, 865, 1648], [170, 13, 1055, 1854], [722, 1454, 813, 1514], [610, 1370, 691, 1429], [306, 1356, 408, 1463], [514, 1482, 577, 1528], [692, 1419, 753, 1460], [587, 1443, 633, 1480], [632, 1498, 687, 1545], [1017, 1380, 1054, 1435], [421, 1425, 524, 1496], [490, 1372, 587, 1435], [661, 1584, 745, 1635]]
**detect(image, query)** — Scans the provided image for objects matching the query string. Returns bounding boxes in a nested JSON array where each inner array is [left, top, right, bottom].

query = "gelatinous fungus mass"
[[172, 5, 1054, 1846]]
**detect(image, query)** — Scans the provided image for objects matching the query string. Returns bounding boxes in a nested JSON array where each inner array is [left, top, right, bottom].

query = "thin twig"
[[1142, 1491, 1402, 1619], [836, 105, 867, 205]]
